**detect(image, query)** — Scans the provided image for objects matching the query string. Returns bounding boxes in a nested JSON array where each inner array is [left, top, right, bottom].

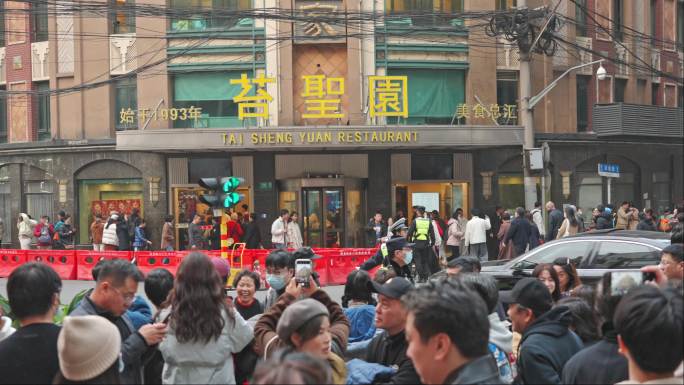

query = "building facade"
[[0, 0, 682, 248]]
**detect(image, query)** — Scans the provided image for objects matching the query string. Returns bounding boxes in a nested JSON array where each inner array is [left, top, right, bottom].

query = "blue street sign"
[[598, 163, 620, 178]]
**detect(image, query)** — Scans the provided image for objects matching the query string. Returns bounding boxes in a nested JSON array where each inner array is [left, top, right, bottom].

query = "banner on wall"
[[91, 199, 142, 217]]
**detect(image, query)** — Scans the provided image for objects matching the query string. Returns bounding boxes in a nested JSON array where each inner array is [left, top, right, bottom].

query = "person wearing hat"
[[358, 276, 421, 384], [359, 217, 408, 272], [254, 274, 350, 374], [502, 278, 583, 384], [407, 206, 436, 282], [54, 315, 122, 384], [292, 247, 323, 288]]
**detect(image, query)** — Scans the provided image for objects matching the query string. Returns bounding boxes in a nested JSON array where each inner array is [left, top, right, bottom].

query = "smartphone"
[[295, 259, 313, 288], [608, 271, 647, 295]]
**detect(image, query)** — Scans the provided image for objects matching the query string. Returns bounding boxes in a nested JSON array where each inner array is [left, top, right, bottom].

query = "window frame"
[[0, 87, 6, 143], [574, 0, 588, 37], [0, 1, 5, 47], [496, 71, 519, 126], [111, 0, 136, 34], [576, 75, 590, 131], [613, 78, 627, 103], [613, 0, 624, 41], [32, 0, 49, 42], [114, 77, 138, 131], [35, 82, 51, 140]]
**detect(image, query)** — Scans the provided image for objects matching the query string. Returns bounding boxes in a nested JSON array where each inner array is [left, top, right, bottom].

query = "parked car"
[[481, 230, 671, 291]]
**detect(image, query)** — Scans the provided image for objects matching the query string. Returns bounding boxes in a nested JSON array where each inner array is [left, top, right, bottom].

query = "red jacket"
[[227, 220, 244, 242], [34, 223, 55, 246]]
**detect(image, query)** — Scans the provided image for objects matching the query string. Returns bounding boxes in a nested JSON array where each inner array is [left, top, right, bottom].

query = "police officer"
[[381, 236, 415, 281], [407, 206, 435, 283], [359, 217, 407, 271]]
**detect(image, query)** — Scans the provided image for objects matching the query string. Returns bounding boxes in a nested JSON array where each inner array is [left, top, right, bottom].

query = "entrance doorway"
[[303, 188, 344, 248], [394, 182, 469, 224]]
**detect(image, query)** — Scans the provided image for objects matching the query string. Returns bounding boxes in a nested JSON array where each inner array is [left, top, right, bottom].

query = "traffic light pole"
[[520, 0, 536, 210]]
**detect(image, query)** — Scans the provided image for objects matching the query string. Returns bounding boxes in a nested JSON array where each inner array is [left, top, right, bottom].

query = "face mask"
[[403, 251, 413, 265], [266, 274, 286, 290]]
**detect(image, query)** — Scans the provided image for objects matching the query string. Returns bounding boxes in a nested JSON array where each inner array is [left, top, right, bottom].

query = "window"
[[652, 82, 660, 105], [577, 173, 602, 216], [25, 180, 55, 222], [637, 79, 648, 104], [111, 0, 136, 34], [678, 0, 684, 46], [171, 0, 252, 31], [115, 77, 138, 130], [589, 241, 660, 269], [614, 78, 627, 102], [575, 0, 588, 37], [385, 0, 464, 25], [0, 2, 5, 47], [497, 72, 518, 125], [0, 89, 6, 143], [36, 82, 51, 140], [32, 0, 49, 42], [613, 0, 624, 40], [576, 75, 590, 131], [650, 0, 658, 45], [411, 154, 453, 180], [513, 241, 592, 270], [652, 171, 671, 214], [496, 0, 517, 10], [173, 72, 244, 128]]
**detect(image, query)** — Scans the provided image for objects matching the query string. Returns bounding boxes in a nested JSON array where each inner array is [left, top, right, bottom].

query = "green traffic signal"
[[222, 177, 243, 192], [223, 192, 242, 208]]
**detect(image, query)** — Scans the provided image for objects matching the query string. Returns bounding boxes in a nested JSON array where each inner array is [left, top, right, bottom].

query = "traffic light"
[[198, 177, 245, 209]]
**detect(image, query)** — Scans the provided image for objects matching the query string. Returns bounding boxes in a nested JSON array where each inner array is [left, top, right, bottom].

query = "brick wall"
[[4, 1, 34, 143]]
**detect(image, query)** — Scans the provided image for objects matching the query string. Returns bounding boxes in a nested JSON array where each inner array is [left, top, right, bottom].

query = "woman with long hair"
[[556, 297, 600, 345], [557, 206, 580, 239], [341, 270, 377, 343], [552, 257, 583, 297], [160, 252, 253, 384], [532, 263, 562, 302]]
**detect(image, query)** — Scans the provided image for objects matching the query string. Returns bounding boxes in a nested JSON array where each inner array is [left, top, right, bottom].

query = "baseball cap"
[[500, 277, 553, 313], [292, 247, 322, 261], [367, 276, 414, 299]]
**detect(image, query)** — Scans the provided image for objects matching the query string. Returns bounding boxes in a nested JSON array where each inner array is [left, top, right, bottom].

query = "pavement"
[[0, 278, 346, 310]]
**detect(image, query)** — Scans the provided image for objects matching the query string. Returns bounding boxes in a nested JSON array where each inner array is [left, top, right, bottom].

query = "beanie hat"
[[58, 315, 121, 381], [211, 257, 231, 279], [276, 299, 329, 343]]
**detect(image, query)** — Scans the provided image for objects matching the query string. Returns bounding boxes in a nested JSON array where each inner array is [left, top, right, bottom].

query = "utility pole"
[[519, 0, 537, 210]]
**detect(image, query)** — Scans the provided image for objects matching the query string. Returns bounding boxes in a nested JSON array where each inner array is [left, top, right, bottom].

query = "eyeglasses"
[[112, 286, 136, 304]]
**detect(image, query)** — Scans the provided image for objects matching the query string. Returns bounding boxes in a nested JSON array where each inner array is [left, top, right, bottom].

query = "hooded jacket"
[[102, 222, 119, 246], [561, 322, 628, 385], [516, 306, 583, 385], [596, 212, 614, 230], [17, 213, 37, 239], [489, 313, 514, 383]]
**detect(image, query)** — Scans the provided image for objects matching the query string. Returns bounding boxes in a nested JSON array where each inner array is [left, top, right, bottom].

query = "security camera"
[[596, 64, 607, 81]]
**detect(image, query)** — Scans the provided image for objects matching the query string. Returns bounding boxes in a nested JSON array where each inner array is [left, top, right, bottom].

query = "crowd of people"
[[0, 238, 682, 384]]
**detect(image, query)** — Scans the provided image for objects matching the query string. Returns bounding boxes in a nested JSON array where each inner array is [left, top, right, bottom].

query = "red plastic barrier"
[[326, 248, 378, 285], [135, 251, 182, 277], [0, 250, 27, 278], [76, 251, 133, 280], [25, 250, 77, 280]]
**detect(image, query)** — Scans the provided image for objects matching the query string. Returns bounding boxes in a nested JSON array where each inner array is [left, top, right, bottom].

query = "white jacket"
[[287, 221, 303, 249], [0, 316, 16, 343], [531, 208, 545, 237], [17, 213, 37, 239], [464, 216, 491, 246], [102, 223, 119, 246], [270, 217, 287, 244]]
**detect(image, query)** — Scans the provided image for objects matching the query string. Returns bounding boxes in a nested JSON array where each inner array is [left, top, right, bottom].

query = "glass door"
[[303, 188, 345, 247]]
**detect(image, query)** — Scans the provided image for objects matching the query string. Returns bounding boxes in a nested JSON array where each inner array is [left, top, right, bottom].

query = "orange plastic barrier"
[[25, 250, 77, 280], [135, 251, 182, 277], [76, 251, 133, 280], [0, 250, 27, 278]]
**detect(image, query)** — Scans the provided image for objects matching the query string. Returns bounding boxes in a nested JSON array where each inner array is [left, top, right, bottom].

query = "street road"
[[0, 278, 346, 311]]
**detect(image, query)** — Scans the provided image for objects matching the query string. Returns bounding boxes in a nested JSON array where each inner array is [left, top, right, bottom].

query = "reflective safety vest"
[[415, 218, 430, 241], [381, 243, 389, 257]]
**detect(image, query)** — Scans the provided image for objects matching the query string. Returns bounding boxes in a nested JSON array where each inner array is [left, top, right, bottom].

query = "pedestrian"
[[253, 350, 333, 385], [160, 252, 253, 385], [358, 218, 408, 272], [187, 214, 205, 250], [545, 201, 564, 241], [488, 206, 505, 258], [443, 256, 482, 277], [366, 210, 387, 248], [614, 286, 683, 385], [232, 269, 264, 320], [352, 276, 420, 384], [446, 209, 465, 261], [90, 214, 105, 251], [616, 201, 636, 230], [117, 214, 131, 251], [54, 211, 66, 234], [497, 212, 515, 260], [102, 214, 119, 251], [271, 209, 289, 249], [463, 208, 491, 262], [287, 211, 304, 249], [562, 272, 634, 385], [17, 213, 37, 250], [54, 215, 76, 250], [143, 268, 175, 385], [504, 207, 532, 256], [0, 216, 4, 248], [407, 206, 436, 282], [532, 263, 562, 302], [71, 259, 166, 384], [0, 263, 62, 384], [637, 208, 658, 231], [53, 316, 122, 385], [658, 244, 683, 289], [502, 278, 583, 385], [133, 218, 153, 251], [595, 204, 614, 230], [380, 236, 415, 281], [341, 270, 377, 343], [552, 257, 582, 297], [403, 277, 503, 385], [128, 207, 142, 244], [226, 212, 244, 246], [160, 215, 175, 251], [242, 212, 262, 249], [262, 249, 294, 310], [525, 211, 542, 250], [531, 201, 546, 239], [458, 274, 515, 383], [0, 307, 14, 343], [33, 215, 55, 250], [670, 212, 684, 244], [431, 210, 447, 267], [253, 278, 349, 384], [557, 205, 580, 239], [555, 297, 600, 345]]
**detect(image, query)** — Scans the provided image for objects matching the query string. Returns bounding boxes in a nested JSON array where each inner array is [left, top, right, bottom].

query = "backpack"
[[37, 225, 52, 244]]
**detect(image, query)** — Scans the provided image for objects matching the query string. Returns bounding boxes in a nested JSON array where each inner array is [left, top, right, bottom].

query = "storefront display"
[[78, 179, 144, 244]]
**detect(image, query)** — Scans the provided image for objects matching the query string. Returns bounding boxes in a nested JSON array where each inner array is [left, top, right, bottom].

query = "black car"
[[481, 230, 671, 291]]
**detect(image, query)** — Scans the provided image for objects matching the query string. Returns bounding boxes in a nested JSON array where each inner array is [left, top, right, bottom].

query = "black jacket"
[[365, 330, 422, 384], [546, 209, 564, 241], [516, 306, 583, 385], [561, 323, 628, 385], [243, 221, 262, 249], [117, 221, 131, 251], [636, 218, 658, 231], [366, 219, 388, 247], [443, 355, 503, 385], [505, 217, 532, 255], [595, 213, 613, 230]]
